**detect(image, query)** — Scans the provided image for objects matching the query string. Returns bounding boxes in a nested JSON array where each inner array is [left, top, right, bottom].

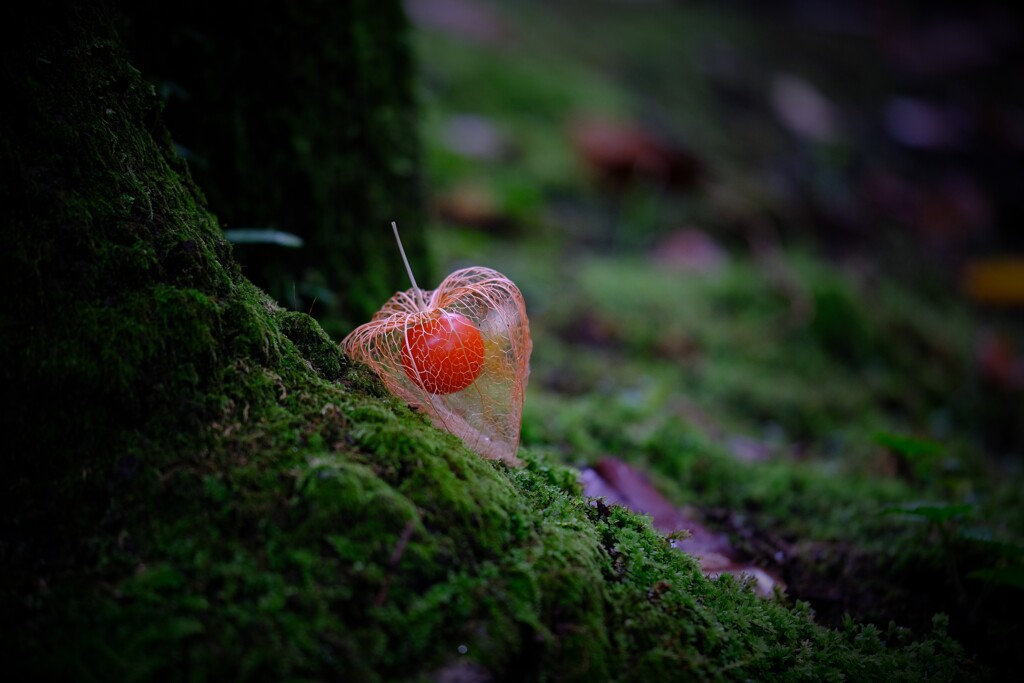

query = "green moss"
[[277, 310, 348, 381]]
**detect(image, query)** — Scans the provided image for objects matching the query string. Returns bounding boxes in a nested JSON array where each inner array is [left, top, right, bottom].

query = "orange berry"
[[401, 311, 485, 394]]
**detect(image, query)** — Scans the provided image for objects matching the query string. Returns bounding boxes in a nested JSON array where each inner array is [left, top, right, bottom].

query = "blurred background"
[[405, 0, 1024, 457], [402, 0, 1024, 666]]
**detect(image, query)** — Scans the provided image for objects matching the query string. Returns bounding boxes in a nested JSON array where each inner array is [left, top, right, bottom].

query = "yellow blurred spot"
[[962, 258, 1024, 306]]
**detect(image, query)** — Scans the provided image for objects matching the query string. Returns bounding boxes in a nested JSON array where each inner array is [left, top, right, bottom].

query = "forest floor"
[[403, 0, 1024, 674]]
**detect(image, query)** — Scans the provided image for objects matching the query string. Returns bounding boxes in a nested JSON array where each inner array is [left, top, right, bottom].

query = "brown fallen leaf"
[[433, 181, 508, 231], [567, 116, 704, 194], [581, 457, 784, 597]]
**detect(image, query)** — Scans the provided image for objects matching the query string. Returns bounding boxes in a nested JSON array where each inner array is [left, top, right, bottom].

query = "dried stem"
[[392, 221, 426, 311]]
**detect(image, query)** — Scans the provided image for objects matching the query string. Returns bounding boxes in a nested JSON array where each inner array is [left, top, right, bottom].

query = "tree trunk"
[[117, 0, 429, 335]]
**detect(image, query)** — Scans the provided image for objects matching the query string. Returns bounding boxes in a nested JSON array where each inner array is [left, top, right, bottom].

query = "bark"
[[117, 0, 428, 335]]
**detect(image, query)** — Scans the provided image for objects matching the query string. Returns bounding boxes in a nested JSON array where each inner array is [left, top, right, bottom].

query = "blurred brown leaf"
[[567, 116, 704, 193], [434, 182, 507, 230], [581, 457, 784, 596]]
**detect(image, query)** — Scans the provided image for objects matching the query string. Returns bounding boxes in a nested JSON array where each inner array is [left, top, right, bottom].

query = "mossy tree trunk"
[[116, 0, 428, 335]]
